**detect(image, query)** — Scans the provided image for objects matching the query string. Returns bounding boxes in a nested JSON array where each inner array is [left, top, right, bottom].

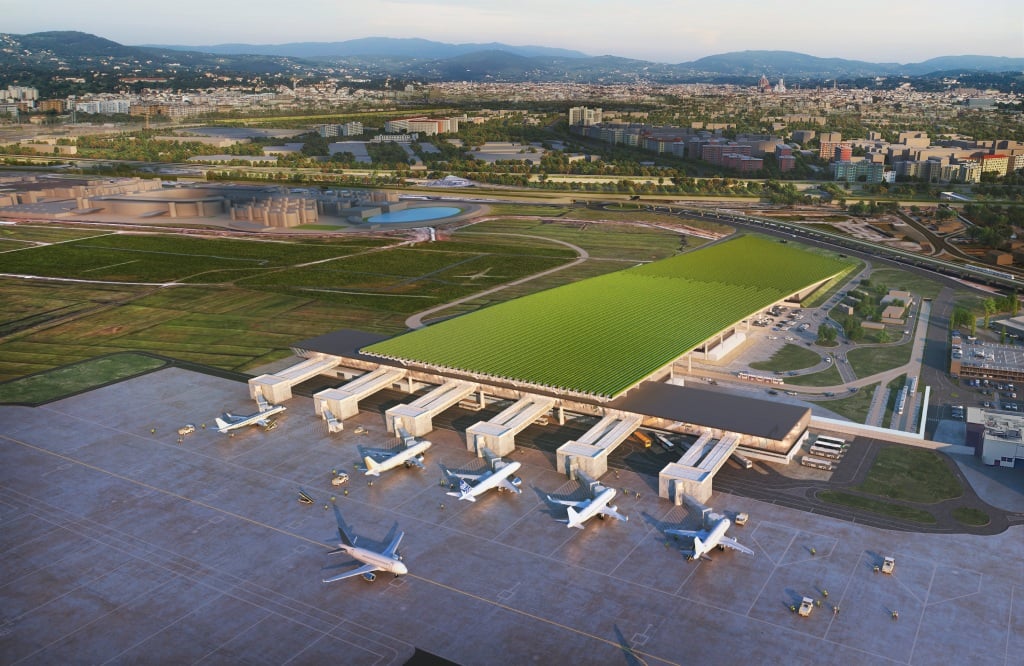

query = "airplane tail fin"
[[693, 536, 705, 556], [566, 506, 583, 528], [214, 417, 231, 432], [363, 455, 380, 476]]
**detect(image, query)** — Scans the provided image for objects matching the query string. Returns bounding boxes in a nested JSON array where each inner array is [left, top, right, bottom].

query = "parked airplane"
[[363, 434, 432, 476], [322, 509, 406, 583], [214, 404, 286, 434], [665, 498, 754, 561], [446, 448, 522, 502], [548, 476, 627, 529]]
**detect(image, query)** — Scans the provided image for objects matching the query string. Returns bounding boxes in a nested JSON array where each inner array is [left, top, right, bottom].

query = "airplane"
[[363, 432, 432, 476], [214, 404, 286, 434], [322, 508, 406, 583], [547, 477, 627, 529], [445, 448, 522, 502], [664, 498, 754, 561]]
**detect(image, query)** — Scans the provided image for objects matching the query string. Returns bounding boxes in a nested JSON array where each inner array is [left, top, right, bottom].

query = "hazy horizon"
[[4, 0, 1022, 63]]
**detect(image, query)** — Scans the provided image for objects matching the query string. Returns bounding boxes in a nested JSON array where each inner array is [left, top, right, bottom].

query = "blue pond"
[[367, 206, 462, 224]]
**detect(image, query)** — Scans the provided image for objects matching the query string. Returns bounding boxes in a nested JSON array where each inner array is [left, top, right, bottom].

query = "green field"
[[750, 344, 822, 372], [0, 221, 595, 380], [819, 383, 878, 423], [462, 217, 691, 261], [857, 446, 962, 502], [952, 507, 990, 526], [0, 225, 111, 243], [0, 233, 392, 283], [785, 363, 843, 387], [847, 342, 913, 378], [818, 491, 937, 524], [0, 352, 167, 404], [365, 235, 855, 397]]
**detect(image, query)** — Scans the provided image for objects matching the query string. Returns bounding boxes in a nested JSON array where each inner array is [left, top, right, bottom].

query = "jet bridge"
[[659, 432, 740, 504], [248, 356, 341, 404], [385, 380, 478, 437], [313, 366, 407, 422], [556, 412, 643, 479], [466, 395, 555, 457]]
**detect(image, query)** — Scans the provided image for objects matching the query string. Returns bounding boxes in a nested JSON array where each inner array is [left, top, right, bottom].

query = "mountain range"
[[2, 32, 1022, 85]]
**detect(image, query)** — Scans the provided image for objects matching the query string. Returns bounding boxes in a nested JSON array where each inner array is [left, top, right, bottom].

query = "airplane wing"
[[447, 471, 482, 481], [547, 495, 583, 507], [383, 530, 404, 558], [718, 536, 755, 556], [598, 505, 628, 522], [665, 528, 702, 539], [498, 478, 522, 493], [322, 563, 379, 583], [405, 455, 425, 469]]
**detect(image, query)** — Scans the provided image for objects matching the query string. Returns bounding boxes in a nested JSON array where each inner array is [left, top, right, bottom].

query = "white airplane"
[[322, 511, 406, 583], [446, 449, 522, 502], [214, 404, 286, 434], [548, 483, 627, 529], [363, 437, 432, 476], [665, 499, 754, 561]]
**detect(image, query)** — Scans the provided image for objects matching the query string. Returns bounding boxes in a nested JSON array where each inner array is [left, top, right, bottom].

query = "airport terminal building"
[[251, 236, 850, 501]]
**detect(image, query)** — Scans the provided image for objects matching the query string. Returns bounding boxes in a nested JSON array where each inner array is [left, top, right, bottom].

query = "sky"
[[3, 0, 1023, 63]]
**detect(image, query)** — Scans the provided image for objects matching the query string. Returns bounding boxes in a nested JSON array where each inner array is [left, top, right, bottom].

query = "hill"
[[149, 36, 589, 59], [1, 31, 1022, 88]]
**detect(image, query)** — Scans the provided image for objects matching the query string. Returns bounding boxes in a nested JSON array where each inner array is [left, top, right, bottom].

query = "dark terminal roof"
[[610, 382, 809, 441]]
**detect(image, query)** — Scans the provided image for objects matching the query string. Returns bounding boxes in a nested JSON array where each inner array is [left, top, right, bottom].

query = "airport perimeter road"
[[3, 368, 1022, 666]]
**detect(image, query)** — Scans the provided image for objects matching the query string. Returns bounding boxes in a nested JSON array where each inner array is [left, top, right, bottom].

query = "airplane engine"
[[362, 572, 377, 582]]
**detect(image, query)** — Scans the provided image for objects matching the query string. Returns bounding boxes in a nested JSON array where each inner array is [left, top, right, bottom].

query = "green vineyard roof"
[[363, 235, 853, 399]]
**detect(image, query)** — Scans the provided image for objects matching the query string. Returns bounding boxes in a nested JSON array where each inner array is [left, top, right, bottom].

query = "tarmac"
[[2, 367, 1023, 665]]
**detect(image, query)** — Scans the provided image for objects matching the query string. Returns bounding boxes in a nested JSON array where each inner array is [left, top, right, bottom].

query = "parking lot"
[[2, 367, 1022, 665]]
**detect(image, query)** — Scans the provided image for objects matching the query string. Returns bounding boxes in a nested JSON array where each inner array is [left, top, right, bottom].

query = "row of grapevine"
[[364, 236, 855, 398]]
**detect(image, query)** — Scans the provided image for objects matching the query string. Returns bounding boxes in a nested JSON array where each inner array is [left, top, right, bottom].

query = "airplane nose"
[[394, 561, 408, 576]]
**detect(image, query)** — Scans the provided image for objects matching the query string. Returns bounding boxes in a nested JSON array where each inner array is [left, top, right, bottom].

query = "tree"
[[817, 323, 837, 345], [983, 298, 998, 328]]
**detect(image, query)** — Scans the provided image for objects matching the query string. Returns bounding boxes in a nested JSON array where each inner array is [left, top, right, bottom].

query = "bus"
[[809, 444, 844, 460], [814, 435, 847, 449], [801, 456, 834, 471]]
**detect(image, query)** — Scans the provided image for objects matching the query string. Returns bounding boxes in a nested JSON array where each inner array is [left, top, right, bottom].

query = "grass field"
[[562, 208, 733, 235], [820, 383, 878, 423], [749, 344, 822, 372], [0, 352, 167, 404], [0, 233, 393, 283], [847, 341, 913, 378], [818, 491, 937, 524], [785, 363, 843, 387], [857, 446, 962, 503], [952, 507, 990, 526], [0, 219, 610, 380], [0, 225, 110, 243], [461, 217, 689, 261], [365, 236, 855, 397], [868, 267, 943, 299]]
